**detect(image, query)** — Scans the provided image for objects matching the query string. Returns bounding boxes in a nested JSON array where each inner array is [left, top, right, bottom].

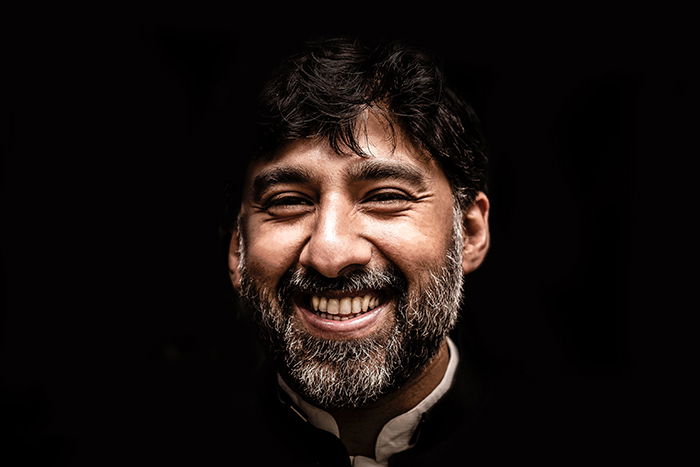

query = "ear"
[[228, 229, 242, 290], [461, 192, 490, 274]]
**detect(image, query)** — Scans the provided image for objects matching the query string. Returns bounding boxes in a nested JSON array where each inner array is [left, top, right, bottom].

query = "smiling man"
[[226, 37, 490, 466]]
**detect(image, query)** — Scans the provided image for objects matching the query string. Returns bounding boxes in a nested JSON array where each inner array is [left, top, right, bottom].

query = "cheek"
[[244, 222, 307, 285], [365, 214, 455, 279]]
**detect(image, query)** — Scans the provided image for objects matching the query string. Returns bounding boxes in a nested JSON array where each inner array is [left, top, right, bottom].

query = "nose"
[[299, 196, 372, 278]]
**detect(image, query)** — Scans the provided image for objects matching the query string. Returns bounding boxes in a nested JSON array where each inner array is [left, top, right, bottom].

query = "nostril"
[[337, 263, 369, 277], [298, 210, 372, 278], [299, 238, 373, 278]]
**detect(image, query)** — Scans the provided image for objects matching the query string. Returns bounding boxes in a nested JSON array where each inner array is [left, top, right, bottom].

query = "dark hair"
[[224, 36, 487, 229]]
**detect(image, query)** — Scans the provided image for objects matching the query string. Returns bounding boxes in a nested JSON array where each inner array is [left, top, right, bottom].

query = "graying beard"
[[237, 203, 465, 409], [282, 320, 402, 408]]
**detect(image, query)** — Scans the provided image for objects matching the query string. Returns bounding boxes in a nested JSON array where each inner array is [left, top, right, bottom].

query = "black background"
[[3, 8, 696, 465]]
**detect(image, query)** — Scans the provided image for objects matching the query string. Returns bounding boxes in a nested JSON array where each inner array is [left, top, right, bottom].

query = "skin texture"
[[229, 114, 490, 456]]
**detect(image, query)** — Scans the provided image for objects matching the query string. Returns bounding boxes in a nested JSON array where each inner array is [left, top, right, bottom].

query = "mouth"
[[308, 291, 384, 320], [293, 290, 390, 337]]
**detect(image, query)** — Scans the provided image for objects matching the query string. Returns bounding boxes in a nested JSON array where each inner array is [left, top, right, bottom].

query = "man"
[[226, 37, 490, 466]]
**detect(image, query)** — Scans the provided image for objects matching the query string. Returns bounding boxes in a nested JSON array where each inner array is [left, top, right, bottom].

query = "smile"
[[309, 293, 381, 321], [294, 290, 389, 337]]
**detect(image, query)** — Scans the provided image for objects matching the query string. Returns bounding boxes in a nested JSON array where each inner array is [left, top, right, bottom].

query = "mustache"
[[277, 264, 407, 302]]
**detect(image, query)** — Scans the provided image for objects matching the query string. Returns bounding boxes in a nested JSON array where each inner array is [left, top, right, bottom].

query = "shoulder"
[[388, 352, 649, 465]]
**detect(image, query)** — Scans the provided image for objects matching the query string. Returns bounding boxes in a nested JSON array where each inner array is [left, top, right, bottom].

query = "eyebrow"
[[251, 159, 429, 201], [252, 166, 314, 201], [345, 160, 428, 190]]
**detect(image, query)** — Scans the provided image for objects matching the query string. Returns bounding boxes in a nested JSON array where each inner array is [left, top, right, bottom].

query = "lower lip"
[[296, 301, 386, 338]]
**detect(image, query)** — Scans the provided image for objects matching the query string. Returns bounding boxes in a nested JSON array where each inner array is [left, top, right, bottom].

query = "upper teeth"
[[311, 294, 379, 315]]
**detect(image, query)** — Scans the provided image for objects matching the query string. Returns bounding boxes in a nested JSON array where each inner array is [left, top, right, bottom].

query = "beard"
[[236, 206, 465, 409]]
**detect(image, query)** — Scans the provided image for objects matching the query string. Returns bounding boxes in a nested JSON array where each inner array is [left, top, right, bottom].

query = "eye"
[[365, 191, 411, 202], [362, 189, 415, 212], [263, 194, 314, 217]]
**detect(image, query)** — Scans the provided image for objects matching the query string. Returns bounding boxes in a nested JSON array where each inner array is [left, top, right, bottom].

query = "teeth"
[[315, 312, 357, 321], [339, 297, 352, 315], [352, 297, 362, 314], [311, 293, 381, 314], [327, 299, 339, 315]]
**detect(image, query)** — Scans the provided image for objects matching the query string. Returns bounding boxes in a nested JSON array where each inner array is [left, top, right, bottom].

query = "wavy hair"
[[225, 36, 487, 225]]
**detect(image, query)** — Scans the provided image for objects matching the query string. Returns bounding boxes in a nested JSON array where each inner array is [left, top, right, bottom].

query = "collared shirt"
[[277, 337, 460, 467]]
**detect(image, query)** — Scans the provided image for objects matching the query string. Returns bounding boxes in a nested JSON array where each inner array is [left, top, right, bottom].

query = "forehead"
[[241, 110, 456, 206], [245, 127, 448, 193], [245, 139, 445, 193]]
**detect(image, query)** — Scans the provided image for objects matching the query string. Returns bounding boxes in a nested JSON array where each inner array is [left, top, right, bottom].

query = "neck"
[[329, 339, 451, 458]]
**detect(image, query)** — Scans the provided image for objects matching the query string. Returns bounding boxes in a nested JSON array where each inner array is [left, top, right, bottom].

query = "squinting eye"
[[365, 191, 411, 203], [267, 196, 311, 206], [361, 190, 415, 214], [264, 196, 314, 217]]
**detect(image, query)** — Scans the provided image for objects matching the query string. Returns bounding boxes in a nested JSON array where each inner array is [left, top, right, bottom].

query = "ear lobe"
[[228, 229, 242, 290], [461, 192, 490, 274]]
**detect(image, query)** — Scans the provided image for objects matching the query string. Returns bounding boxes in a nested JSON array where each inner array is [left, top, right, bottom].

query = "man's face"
[[230, 117, 485, 408]]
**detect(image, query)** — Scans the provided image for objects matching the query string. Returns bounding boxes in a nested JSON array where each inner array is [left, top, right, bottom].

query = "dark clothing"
[[250, 356, 482, 467], [46, 335, 654, 466], [214, 341, 645, 466]]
